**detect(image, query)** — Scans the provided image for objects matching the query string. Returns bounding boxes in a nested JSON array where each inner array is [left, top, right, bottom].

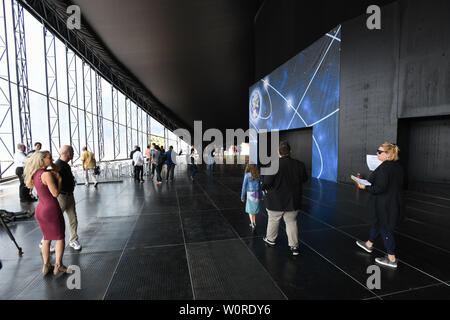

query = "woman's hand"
[[357, 183, 366, 190], [241, 199, 245, 203]]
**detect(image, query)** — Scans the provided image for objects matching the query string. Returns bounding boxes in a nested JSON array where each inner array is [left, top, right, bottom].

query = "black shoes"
[[290, 246, 300, 256]]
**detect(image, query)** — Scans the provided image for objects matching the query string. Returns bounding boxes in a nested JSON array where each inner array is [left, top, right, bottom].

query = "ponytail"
[[380, 142, 400, 161]]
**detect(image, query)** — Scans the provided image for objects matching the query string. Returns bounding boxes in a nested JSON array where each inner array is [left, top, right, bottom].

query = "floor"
[[0, 164, 449, 300]]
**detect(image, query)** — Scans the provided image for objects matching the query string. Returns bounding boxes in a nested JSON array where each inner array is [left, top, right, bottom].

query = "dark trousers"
[[134, 165, 143, 181], [166, 164, 175, 180], [16, 167, 31, 201], [151, 163, 156, 176], [156, 163, 162, 182], [189, 164, 197, 178], [369, 225, 395, 255]]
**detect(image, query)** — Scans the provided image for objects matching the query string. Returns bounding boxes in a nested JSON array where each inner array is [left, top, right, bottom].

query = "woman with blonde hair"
[[241, 163, 262, 231], [24, 151, 67, 275], [355, 142, 405, 269]]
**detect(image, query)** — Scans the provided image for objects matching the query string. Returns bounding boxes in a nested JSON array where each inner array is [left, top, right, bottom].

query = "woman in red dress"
[[25, 151, 67, 275]]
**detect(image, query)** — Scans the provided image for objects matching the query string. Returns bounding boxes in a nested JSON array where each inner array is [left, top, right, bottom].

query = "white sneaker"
[[69, 240, 82, 251], [39, 240, 55, 253]]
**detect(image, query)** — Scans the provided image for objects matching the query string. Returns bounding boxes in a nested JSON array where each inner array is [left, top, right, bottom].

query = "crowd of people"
[[240, 141, 404, 268], [10, 138, 404, 276]]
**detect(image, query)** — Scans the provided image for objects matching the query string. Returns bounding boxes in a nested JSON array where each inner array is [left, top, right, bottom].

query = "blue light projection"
[[249, 26, 341, 182]]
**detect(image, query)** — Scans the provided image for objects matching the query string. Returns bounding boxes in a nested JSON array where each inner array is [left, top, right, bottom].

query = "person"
[[189, 148, 197, 181], [160, 146, 167, 179], [80, 147, 98, 187], [241, 164, 262, 231], [130, 145, 138, 165], [133, 146, 145, 182], [150, 143, 158, 178], [55, 145, 82, 251], [154, 145, 163, 184], [262, 141, 308, 256], [27, 142, 42, 155], [208, 148, 215, 172], [165, 146, 176, 181], [355, 142, 405, 269], [145, 145, 151, 175], [24, 151, 67, 275], [14, 143, 36, 202]]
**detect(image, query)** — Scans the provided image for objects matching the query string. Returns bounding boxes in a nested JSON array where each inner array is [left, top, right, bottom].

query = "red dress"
[[33, 169, 65, 240]]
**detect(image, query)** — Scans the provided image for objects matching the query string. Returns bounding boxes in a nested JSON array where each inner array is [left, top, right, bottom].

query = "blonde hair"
[[24, 151, 50, 189], [245, 163, 260, 180], [380, 142, 400, 161]]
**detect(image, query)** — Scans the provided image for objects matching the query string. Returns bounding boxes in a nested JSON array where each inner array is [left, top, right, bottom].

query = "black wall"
[[255, 0, 450, 188]]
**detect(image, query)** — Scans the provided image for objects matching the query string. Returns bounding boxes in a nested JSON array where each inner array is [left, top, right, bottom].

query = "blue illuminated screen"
[[249, 26, 341, 182]]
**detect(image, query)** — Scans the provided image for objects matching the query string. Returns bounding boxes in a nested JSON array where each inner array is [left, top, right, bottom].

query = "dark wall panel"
[[338, 3, 400, 182], [398, 0, 450, 118]]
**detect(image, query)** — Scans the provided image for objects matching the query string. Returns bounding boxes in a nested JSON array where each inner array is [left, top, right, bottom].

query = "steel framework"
[[65, 46, 80, 162], [12, 0, 31, 150], [137, 106, 142, 149], [125, 97, 132, 153], [43, 26, 60, 156], [82, 60, 94, 152], [112, 84, 119, 158], [0, 0, 14, 178], [95, 71, 104, 160]]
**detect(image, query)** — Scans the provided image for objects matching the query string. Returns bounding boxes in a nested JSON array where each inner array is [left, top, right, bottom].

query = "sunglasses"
[[377, 149, 387, 155]]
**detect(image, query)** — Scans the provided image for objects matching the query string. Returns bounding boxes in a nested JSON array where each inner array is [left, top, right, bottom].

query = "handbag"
[[93, 166, 100, 175]]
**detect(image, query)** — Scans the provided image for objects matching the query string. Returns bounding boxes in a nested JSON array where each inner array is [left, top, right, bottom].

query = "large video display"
[[249, 26, 341, 182]]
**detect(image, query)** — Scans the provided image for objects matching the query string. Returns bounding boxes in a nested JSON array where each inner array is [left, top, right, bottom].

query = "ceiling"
[[66, 0, 396, 133]]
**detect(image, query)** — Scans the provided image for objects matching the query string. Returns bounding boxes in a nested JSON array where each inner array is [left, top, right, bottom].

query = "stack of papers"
[[367, 155, 382, 171], [351, 175, 372, 186]]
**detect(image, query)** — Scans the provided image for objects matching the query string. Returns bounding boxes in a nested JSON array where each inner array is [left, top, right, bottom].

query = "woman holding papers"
[[355, 143, 405, 269]]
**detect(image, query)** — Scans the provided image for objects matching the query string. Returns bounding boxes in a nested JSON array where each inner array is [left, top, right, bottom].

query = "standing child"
[[241, 164, 262, 230]]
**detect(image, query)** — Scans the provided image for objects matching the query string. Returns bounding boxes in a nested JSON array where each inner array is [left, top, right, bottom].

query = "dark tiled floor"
[[0, 165, 449, 300]]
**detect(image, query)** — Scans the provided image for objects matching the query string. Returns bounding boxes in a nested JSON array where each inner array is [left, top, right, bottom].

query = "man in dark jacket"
[[262, 141, 308, 256]]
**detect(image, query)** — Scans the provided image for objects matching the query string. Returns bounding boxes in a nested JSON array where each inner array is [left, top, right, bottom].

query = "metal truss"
[[43, 26, 60, 156], [82, 60, 94, 152], [65, 46, 80, 163], [146, 113, 150, 147], [137, 107, 142, 149], [112, 85, 119, 159], [95, 71, 104, 160], [125, 97, 132, 152], [0, 0, 14, 178], [12, 0, 31, 150]]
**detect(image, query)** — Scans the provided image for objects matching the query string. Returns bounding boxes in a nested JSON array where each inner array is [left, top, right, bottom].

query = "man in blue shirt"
[[165, 146, 176, 181]]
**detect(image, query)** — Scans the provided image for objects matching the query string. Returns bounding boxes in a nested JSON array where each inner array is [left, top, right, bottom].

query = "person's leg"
[[84, 169, 89, 185], [151, 163, 156, 177], [367, 225, 380, 248], [64, 195, 78, 243], [156, 164, 162, 181], [90, 169, 98, 184], [54, 239, 67, 273], [16, 167, 28, 200], [380, 228, 396, 261], [134, 166, 139, 181], [283, 211, 299, 247], [168, 164, 174, 180], [139, 166, 143, 181], [41, 240, 51, 265], [265, 210, 283, 242]]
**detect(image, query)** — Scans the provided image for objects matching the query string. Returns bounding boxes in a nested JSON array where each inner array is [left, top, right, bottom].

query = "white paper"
[[366, 155, 382, 171], [351, 175, 372, 186]]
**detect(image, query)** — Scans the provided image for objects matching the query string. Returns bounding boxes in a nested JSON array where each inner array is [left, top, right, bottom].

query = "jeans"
[[166, 164, 175, 180], [156, 163, 162, 182], [134, 165, 143, 181], [189, 164, 197, 178], [369, 225, 395, 255]]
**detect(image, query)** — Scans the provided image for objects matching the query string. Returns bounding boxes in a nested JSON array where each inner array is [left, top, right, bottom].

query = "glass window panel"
[[55, 36, 68, 104], [119, 125, 127, 159], [131, 102, 137, 130], [24, 11, 46, 94], [118, 92, 125, 125], [4, 0, 16, 83], [29, 91, 49, 152], [150, 117, 164, 137], [102, 78, 112, 121], [59, 102, 71, 146], [103, 119, 113, 161]]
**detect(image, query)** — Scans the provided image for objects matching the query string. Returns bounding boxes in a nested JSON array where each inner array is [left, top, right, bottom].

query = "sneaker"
[[249, 223, 256, 230], [263, 237, 276, 247], [356, 240, 373, 253], [69, 240, 82, 251], [156, 181, 162, 185], [290, 246, 300, 256], [375, 256, 398, 268]]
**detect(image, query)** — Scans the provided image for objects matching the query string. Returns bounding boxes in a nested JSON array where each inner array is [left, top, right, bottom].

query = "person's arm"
[[241, 174, 248, 201], [364, 166, 389, 194], [41, 171, 61, 198], [262, 174, 275, 191]]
